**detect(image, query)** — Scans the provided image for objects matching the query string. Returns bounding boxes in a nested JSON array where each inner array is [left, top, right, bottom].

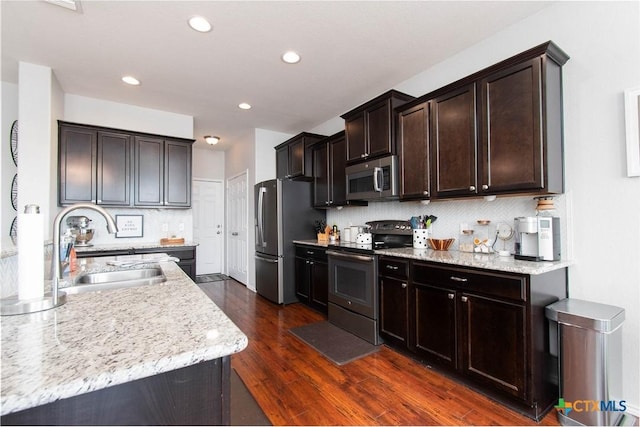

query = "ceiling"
[[1, 1, 552, 150]]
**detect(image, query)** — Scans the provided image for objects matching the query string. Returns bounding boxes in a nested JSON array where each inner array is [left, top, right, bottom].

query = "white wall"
[[192, 146, 225, 180], [324, 1, 640, 413], [1, 82, 18, 251], [64, 94, 193, 139]]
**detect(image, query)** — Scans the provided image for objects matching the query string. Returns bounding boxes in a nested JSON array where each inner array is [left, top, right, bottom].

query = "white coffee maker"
[[514, 216, 560, 261]]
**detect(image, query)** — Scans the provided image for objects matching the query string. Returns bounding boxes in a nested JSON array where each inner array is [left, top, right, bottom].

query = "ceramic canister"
[[343, 228, 351, 242], [413, 229, 429, 249]]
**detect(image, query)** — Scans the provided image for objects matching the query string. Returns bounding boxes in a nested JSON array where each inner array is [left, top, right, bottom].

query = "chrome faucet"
[[52, 203, 118, 305]]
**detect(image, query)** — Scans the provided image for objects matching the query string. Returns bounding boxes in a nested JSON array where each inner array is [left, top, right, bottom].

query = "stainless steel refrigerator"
[[254, 179, 324, 304]]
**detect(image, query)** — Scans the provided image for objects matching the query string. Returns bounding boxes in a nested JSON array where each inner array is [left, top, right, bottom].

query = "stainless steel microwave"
[[346, 155, 399, 200]]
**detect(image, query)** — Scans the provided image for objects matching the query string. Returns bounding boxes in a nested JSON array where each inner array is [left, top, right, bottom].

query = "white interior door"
[[226, 171, 248, 285], [193, 179, 223, 275]]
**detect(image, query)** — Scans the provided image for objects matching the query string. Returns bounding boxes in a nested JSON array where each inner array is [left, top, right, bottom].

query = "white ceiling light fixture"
[[281, 51, 301, 64], [238, 102, 252, 110], [121, 75, 140, 86], [188, 16, 212, 33], [204, 135, 220, 145], [45, 0, 81, 12]]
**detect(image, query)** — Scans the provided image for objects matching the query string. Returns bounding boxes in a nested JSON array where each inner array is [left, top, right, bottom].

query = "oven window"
[[335, 265, 367, 301]]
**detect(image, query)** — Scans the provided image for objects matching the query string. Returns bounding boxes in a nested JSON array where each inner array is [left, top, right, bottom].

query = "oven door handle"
[[326, 250, 375, 262]]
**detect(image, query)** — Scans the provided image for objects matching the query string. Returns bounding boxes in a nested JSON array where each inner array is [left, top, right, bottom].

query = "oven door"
[[327, 250, 377, 318], [346, 155, 398, 200]]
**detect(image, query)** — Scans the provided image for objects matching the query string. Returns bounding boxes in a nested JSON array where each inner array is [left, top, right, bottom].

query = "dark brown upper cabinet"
[[397, 101, 430, 200], [312, 131, 365, 208], [341, 90, 414, 164], [396, 41, 569, 201], [133, 136, 192, 207], [59, 123, 131, 206], [430, 83, 478, 199], [58, 121, 193, 208], [275, 132, 326, 180]]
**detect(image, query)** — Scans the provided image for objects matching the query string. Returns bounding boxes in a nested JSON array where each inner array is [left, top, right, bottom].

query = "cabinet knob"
[[448, 293, 455, 300], [469, 186, 476, 192], [361, 154, 366, 158], [401, 283, 407, 288], [423, 190, 429, 196], [309, 261, 314, 265], [461, 296, 468, 303], [482, 184, 489, 190]]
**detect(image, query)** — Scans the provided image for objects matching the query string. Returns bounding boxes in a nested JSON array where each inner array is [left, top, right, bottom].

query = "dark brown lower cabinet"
[[1, 357, 231, 426], [380, 257, 567, 421], [294, 245, 328, 314], [379, 257, 409, 348]]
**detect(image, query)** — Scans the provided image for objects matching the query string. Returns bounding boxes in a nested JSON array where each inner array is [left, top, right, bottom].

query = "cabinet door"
[[165, 140, 192, 207], [398, 102, 430, 200], [59, 126, 97, 205], [380, 276, 409, 348], [312, 142, 329, 207], [479, 58, 543, 193], [288, 138, 305, 178], [134, 136, 164, 206], [96, 131, 131, 206], [460, 292, 526, 399], [366, 99, 392, 158], [310, 258, 328, 312], [412, 283, 457, 368], [295, 256, 310, 302], [276, 146, 289, 179], [431, 84, 478, 198], [345, 113, 366, 162], [329, 134, 347, 205]]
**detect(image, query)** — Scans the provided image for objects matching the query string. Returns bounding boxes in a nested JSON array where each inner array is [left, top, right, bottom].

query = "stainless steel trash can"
[[546, 299, 625, 426]]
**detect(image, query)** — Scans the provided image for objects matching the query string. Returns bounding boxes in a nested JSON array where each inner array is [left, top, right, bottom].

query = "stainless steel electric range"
[[326, 220, 412, 345]]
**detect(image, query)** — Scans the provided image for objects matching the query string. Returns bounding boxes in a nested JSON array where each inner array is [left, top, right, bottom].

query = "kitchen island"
[[1, 255, 247, 425]]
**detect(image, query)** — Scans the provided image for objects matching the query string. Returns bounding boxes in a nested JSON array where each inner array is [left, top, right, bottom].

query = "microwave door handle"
[[257, 187, 266, 247], [373, 167, 382, 192]]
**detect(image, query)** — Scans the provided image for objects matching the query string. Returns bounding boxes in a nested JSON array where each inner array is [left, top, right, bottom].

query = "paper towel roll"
[[18, 205, 45, 301]]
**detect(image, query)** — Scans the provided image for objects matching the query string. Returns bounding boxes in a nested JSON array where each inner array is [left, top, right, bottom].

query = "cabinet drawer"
[[412, 262, 526, 302], [379, 257, 409, 279], [295, 245, 326, 261]]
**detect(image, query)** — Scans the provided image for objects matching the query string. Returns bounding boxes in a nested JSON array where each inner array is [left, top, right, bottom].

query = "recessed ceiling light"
[[122, 76, 140, 86], [45, 0, 80, 12], [188, 16, 212, 33], [204, 136, 220, 145], [238, 103, 252, 110], [281, 51, 301, 64]]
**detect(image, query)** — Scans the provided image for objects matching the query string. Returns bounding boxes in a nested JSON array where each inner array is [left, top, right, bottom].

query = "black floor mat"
[[289, 321, 379, 365], [195, 273, 230, 283], [231, 368, 271, 426]]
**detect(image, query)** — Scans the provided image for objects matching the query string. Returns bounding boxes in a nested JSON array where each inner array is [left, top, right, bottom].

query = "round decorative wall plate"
[[11, 174, 17, 211], [10, 120, 18, 166], [10, 216, 17, 245]]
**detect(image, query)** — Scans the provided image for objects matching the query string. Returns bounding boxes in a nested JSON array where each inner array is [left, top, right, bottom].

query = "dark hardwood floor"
[[199, 279, 561, 426]]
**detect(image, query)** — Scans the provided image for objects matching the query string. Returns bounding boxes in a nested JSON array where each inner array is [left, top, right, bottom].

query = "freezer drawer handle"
[[254, 255, 278, 263]]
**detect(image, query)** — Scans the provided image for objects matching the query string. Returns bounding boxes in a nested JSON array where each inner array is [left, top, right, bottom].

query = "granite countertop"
[[0, 254, 247, 416], [74, 241, 198, 253], [293, 239, 571, 275]]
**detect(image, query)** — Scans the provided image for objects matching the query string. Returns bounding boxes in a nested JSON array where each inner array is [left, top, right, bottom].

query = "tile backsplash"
[[327, 194, 570, 256]]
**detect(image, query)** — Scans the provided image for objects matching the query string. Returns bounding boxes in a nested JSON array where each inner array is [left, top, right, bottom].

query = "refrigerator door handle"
[[257, 187, 266, 247], [255, 254, 278, 263]]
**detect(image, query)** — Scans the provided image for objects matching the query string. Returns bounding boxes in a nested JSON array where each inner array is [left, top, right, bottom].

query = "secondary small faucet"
[[52, 203, 118, 305]]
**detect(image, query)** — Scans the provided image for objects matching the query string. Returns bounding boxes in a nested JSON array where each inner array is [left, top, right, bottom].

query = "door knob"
[[231, 232, 239, 236], [216, 231, 221, 234]]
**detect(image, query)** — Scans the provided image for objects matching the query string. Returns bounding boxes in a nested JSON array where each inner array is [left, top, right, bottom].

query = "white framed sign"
[[625, 86, 640, 177], [115, 215, 144, 238]]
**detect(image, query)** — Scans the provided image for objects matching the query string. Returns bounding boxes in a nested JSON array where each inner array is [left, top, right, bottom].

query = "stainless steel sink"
[[63, 267, 166, 294]]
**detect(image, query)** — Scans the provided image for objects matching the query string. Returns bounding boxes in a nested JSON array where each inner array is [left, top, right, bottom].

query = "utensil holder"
[[413, 229, 430, 248]]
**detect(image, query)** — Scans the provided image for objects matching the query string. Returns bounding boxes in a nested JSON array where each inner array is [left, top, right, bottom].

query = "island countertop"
[[0, 255, 248, 416]]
